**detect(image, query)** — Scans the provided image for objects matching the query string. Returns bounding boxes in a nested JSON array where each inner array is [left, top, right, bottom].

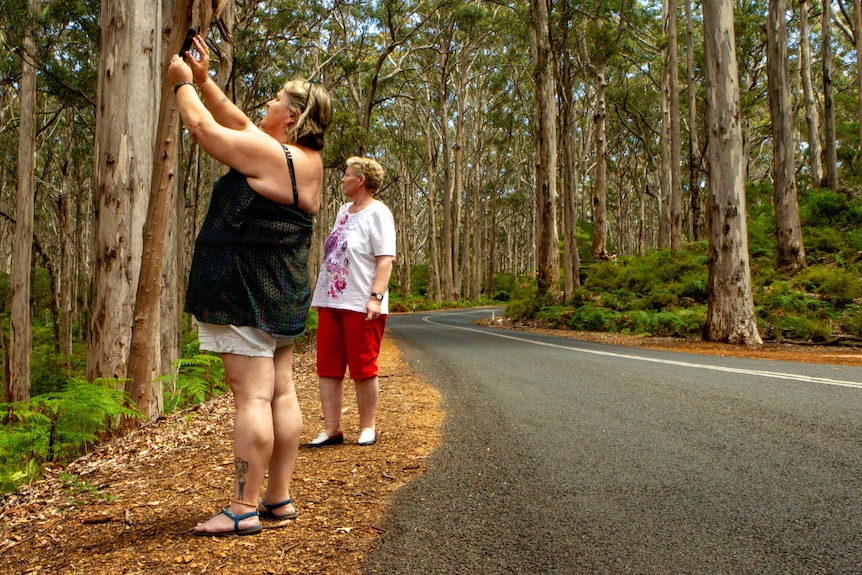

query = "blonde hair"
[[283, 79, 332, 151], [346, 156, 384, 191]]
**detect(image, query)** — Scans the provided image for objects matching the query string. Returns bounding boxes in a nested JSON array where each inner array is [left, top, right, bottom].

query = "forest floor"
[[2, 318, 861, 575]]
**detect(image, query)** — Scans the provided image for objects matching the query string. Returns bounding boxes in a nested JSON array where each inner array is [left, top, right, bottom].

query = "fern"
[[162, 353, 227, 414], [0, 379, 141, 493]]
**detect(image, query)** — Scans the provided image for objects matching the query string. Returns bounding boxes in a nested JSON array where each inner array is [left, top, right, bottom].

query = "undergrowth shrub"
[[161, 353, 228, 414], [1, 379, 141, 493], [792, 267, 862, 308]]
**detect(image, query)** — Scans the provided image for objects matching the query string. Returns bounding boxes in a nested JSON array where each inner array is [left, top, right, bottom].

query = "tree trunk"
[[561, 103, 581, 299], [9, 0, 40, 402], [452, 67, 466, 299], [799, 0, 823, 186], [126, 3, 194, 422], [59, 111, 74, 371], [821, 0, 838, 190], [702, 0, 762, 345], [685, 0, 703, 240], [592, 63, 609, 260], [531, 0, 560, 297], [666, 0, 683, 252], [659, 67, 671, 249], [438, 44, 456, 301], [555, 1, 581, 298], [854, 0, 862, 176], [420, 86, 442, 303], [397, 176, 412, 299], [88, 0, 161, 383], [767, 0, 806, 272]]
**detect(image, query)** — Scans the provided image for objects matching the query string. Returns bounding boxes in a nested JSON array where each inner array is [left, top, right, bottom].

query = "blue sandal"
[[259, 497, 297, 520], [194, 508, 262, 537]]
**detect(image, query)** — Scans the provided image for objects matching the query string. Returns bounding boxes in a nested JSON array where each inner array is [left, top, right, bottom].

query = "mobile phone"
[[179, 28, 197, 56]]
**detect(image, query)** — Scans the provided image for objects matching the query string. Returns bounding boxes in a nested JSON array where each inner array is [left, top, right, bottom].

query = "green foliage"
[[768, 316, 832, 342], [162, 353, 227, 414], [791, 267, 862, 308], [512, 187, 862, 343], [410, 264, 429, 297], [842, 305, 862, 338], [491, 273, 519, 302], [1, 379, 142, 493]]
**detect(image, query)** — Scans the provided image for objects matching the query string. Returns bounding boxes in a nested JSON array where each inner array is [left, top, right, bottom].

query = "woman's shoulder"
[[368, 199, 394, 218]]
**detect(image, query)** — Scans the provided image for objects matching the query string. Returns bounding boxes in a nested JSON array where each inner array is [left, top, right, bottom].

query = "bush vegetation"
[[503, 187, 862, 341]]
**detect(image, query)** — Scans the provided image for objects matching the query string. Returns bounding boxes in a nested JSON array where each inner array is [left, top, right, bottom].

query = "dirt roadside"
[[0, 336, 442, 575]]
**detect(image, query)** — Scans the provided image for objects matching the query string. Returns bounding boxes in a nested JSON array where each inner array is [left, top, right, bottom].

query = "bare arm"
[[366, 255, 396, 320], [168, 48, 320, 210], [184, 35, 251, 131]]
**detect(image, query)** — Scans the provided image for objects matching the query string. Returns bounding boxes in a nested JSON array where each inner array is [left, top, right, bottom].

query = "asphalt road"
[[362, 308, 862, 575]]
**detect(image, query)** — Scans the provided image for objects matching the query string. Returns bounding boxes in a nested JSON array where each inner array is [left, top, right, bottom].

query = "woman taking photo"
[[167, 34, 331, 536]]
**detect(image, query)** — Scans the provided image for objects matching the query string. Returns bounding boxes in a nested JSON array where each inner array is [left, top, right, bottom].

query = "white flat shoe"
[[308, 431, 344, 447], [358, 429, 377, 446]]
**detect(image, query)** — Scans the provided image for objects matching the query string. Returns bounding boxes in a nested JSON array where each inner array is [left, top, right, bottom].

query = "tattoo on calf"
[[235, 457, 249, 499]]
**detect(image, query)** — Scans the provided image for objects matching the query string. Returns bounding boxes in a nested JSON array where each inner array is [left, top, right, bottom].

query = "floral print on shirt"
[[322, 213, 351, 298]]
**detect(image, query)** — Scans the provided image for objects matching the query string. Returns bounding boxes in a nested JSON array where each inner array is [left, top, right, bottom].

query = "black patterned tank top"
[[184, 147, 313, 337]]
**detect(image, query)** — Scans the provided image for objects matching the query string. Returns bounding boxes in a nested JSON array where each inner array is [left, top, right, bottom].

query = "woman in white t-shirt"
[[310, 157, 396, 447]]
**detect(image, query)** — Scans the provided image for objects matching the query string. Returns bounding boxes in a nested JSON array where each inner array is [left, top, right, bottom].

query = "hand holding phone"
[[179, 28, 197, 56]]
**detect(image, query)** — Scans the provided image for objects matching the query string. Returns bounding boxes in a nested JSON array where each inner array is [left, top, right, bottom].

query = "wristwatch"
[[371, 292, 384, 301]]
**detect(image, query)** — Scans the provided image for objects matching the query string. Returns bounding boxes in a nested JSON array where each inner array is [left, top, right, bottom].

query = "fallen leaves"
[[0, 336, 442, 575]]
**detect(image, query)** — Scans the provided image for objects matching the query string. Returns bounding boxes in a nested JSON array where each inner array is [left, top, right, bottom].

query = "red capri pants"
[[316, 307, 387, 380]]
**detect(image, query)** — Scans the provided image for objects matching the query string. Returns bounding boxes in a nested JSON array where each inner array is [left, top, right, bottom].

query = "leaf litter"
[[0, 336, 442, 575]]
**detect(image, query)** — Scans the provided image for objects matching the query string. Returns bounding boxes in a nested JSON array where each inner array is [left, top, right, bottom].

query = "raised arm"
[[184, 35, 251, 131]]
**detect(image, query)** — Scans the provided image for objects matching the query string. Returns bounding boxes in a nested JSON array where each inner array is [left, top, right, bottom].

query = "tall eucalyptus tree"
[[554, 0, 583, 298], [766, 0, 806, 272], [821, 0, 839, 189], [87, 0, 162, 383], [8, 0, 41, 401], [581, 1, 627, 261], [684, 0, 704, 240], [663, 0, 683, 252], [702, 0, 762, 344], [531, 0, 559, 297], [798, 0, 823, 185]]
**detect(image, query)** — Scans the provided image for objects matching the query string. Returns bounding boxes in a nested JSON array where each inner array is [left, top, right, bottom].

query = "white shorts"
[[196, 321, 295, 358]]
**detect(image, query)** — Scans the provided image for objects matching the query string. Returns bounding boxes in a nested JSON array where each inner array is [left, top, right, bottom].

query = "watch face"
[[373, 293, 383, 300]]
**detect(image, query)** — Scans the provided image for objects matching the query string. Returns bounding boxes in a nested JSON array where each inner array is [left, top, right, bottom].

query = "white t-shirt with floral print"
[[312, 201, 396, 314]]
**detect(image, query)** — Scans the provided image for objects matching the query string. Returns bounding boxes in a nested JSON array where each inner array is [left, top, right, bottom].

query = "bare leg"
[[355, 375, 379, 432], [195, 353, 274, 534], [318, 376, 345, 436], [261, 345, 300, 517]]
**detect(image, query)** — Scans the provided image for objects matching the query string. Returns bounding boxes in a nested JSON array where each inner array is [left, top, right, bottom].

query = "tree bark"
[[767, 0, 806, 272], [88, 0, 162, 383], [854, 0, 862, 176], [9, 0, 40, 402], [422, 90, 442, 302], [60, 111, 74, 371], [592, 63, 609, 260], [702, 0, 762, 345], [531, 0, 560, 297], [821, 0, 838, 190], [799, 0, 823, 186], [438, 41, 456, 301], [685, 0, 703, 240], [666, 0, 683, 252]]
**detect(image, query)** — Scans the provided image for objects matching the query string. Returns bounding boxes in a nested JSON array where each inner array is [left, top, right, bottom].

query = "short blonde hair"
[[283, 79, 332, 151], [346, 157, 384, 191]]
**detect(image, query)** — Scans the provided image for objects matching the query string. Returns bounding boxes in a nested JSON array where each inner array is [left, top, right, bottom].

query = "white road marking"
[[421, 311, 862, 390]]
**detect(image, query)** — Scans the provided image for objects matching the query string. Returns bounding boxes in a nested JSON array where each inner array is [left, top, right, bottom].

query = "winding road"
[[363, 308, 862, 575]]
